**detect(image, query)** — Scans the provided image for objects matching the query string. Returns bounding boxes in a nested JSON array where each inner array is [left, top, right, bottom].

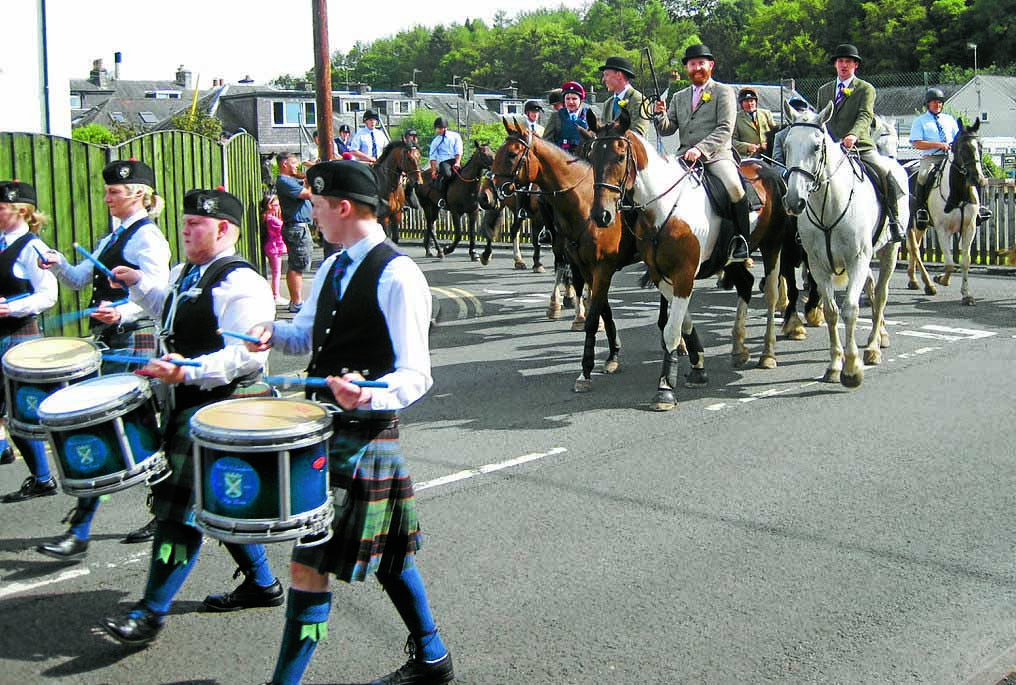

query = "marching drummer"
[[245, 160, 454, 685], [35, 159, 169, 556], [97, 187, 285, 647], [0, 180, 59, 502]]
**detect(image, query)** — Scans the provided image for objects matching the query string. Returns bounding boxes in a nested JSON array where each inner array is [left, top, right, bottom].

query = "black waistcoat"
[[90, 217, 149, 306], [161, 256, 254, 411], [307, 241, 399, 396], [0, 234, 37, 337]]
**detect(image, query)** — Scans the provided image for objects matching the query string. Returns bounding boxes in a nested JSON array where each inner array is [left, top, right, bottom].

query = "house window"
[[980, 111, 989, 122], [504, 103, 520, 115], [272, 100, 315, 126], [109, 112, 127, 123], [70, 94, 82, 109], [145, 91, 182, 99], [139, 112, 158, 124], [344, 101, 366, 114], [393, 100, 412, 114]]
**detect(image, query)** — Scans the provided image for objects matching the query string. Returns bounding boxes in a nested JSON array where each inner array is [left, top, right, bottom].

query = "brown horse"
[[588, 109, 799, 410], [374, 141, 423, 244], [490, 116, 639, 393], [417, 141, 494, 260]]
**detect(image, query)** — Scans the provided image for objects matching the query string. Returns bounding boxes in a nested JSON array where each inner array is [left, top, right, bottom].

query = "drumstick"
[[264, 375, 388, 389], [33, 244, 54, 264], [73, 243, 126, 286], [85, 297, 130, 315], [102, 353, 203, 368], [0, 292, 32, 303], [218, 328, 262, 343]]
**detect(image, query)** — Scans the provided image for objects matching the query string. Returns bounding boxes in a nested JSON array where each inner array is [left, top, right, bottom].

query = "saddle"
[[694, 166, 762, 279], [924, 157, 970, 215]]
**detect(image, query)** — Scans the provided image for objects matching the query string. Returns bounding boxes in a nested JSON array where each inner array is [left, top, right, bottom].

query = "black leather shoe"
[[121, 518, 157, 544], [203, 576, 284, 612], [888, 219, 905, 243], [101, 603, 163, 646], [3, 476, 58, 503], [0, 447, 14, 465], [37, 532, 88, 560], [371, 638, 454, 685], [725, 235, 750, 264], [977, 206, 993, 225]]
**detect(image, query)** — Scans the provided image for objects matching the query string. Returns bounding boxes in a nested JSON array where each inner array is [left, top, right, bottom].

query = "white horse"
[[874, 115, 899, 158], [781, 103, 907, 388], [905, 118, 987, 305]]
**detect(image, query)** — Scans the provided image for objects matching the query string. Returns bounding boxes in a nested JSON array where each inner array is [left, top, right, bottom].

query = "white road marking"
[[0, 567, 91, 599], [416, 447, 567, 492]]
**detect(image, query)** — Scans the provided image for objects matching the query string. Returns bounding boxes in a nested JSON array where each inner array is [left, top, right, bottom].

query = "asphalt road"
[[1, 246, 1015, 684]]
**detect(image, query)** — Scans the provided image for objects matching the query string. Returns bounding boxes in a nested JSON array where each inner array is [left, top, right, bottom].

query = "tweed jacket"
[[601, 86, 649, 137], [816, 77, 876, 152], [655, 78, 736, 163], [733, 107, 776, 156]]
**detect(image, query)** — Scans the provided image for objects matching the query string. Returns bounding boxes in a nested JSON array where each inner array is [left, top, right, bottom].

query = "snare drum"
[[190, 398, 334, 546], [38, 374, 166, 497], [2, 337, 102, 438]]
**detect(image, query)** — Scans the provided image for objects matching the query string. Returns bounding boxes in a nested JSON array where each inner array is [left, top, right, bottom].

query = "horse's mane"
[[375, 140, 410, 167]]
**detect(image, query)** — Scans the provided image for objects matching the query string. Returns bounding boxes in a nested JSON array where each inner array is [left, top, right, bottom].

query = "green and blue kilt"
[[94, 320, 158, 374], [291, 416, 423, 583], [149, 382, 277, 525], [0, 318, 42, 416]]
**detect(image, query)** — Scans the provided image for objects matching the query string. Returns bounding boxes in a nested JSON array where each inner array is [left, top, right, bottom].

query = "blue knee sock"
[[271, 588, 332, 685], [142, 520, 203, 615], [68, 497, 101, 540], [224, 542, 275, 586], [379, 565, 448, 662], [11, 435, 52, 481]]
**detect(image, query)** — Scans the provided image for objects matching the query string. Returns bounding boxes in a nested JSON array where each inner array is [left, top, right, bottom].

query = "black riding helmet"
[[925, 88, 946, 104]]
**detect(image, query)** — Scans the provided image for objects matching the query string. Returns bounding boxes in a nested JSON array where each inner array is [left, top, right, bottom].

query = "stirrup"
[[437, 198, 447, 210], [976, 206, 992, 225], [725, 236, 750, 265]]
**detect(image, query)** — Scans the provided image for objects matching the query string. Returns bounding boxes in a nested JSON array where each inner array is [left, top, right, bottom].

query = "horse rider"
[[652, 44, 751, 264], [523, 100, 545, 136], [543, 81, 594, 154], [401, 128, 423, 210], [772, 96, 813, 168], [547, 88, 564, 112], [336, 124, 353, 156], [429, 116, 463, 209], [733, 87, 776, 158], [816, 43, 905, 243], [599, 55, 649, 136], [909, 87, 992, 230], [348, 110, 389, 165]]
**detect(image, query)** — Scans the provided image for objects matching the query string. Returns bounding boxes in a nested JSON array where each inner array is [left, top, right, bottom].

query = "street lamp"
[[967, 42, 978, 74], [967, 42, 982, 122]]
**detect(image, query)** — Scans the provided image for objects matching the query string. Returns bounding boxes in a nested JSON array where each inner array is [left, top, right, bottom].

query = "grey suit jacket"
[[655, 78, 736, 163], [816, 77, 876, 152], [601, 86, 649, 137]]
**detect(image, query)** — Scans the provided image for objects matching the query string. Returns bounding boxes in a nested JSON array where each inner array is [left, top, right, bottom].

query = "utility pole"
[[312, 0, 334, 161]]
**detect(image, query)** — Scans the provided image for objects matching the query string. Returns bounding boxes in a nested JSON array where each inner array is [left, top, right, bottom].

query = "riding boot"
[[726, 198, 751, 265], [436, 174, 448, 209], [913, 181, 930, 230], [976, 205, 992, 226]]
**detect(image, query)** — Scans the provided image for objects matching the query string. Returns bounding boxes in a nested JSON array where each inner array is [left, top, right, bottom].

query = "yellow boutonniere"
[[618, 99, 628, 108], [842, 87, 853, 98], [701, 93, 712, 103]]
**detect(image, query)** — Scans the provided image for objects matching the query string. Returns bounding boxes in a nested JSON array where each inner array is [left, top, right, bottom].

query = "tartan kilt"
[[291, 417, 423, 583], [94, 321, 158, 374], [149, 382, 277, 525], [0, 318, 43, 416]]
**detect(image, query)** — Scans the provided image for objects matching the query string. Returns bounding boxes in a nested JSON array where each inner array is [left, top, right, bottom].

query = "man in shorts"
[[275, 152, 316, 313]]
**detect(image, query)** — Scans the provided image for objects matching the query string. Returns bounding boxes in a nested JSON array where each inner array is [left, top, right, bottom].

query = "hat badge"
[[118, 165, 131, 179], [5, 188, 16, 202], [313, 176, 326, 193], [201, 197, 217, 213]]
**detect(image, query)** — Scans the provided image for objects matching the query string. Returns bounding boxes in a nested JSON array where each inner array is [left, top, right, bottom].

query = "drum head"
[[192, 398, 330, 444], [38, 373, 151, 423], [2, 337, 101, 377]]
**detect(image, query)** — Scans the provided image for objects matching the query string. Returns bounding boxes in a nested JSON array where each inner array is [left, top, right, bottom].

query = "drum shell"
[[190, 398, 334, 545], [2, 337, 102, 438], [38, 374, 166, 497]]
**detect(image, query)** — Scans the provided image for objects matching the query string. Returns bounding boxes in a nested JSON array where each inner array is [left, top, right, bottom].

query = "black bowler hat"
[[0, 180, 37, 206], [183, 187, 244, 226], [363, 109, 380, 122], [433, 117, 448, 129], [547, 88, 563, 105], [524, 99, 543, 112], [682, 44, 715, 65], [829, 43, 862, 63], [306, 160, 379, 209], [598, 56, 636, 79], [102, 158, 156, 187]]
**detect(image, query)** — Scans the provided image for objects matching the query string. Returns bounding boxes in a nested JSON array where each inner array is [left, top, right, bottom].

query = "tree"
[[72, 123, 117, 145], [170, 111, 223, 139]]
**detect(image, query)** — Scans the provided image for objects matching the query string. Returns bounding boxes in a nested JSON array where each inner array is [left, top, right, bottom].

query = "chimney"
[[89, 59, 109, 87], [175, 65, 192, 89], [239, 75, 254, 84], [113, 52, 122, 80], [354, 82, 371, 95], [401, 82, 418, 98]]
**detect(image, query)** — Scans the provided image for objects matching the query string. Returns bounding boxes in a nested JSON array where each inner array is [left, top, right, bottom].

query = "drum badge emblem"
[[224, 472, 244, 499]]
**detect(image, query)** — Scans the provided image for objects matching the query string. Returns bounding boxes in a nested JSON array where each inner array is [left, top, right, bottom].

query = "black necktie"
[[332, 252, 353, 298]]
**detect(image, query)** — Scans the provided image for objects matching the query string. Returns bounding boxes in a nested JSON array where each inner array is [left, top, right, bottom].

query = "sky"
[[44, 0, 588, 86]]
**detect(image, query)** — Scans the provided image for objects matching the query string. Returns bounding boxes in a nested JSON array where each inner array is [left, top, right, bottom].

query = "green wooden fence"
[[0, 130, 265, 336]]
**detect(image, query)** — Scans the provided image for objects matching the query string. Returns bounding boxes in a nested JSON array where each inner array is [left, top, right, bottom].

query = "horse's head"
[[874, 115, 899, 159], [780, 103, 832, 216], [587, 108, 639, 228], [952, 118, 987, 188], [490, 117, 538, 201], [402, 144, 424, 185], [478, 170, 499, 211]]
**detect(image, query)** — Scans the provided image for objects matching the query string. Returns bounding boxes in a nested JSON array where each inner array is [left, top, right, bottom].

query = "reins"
[[491, 134, 592, 201]]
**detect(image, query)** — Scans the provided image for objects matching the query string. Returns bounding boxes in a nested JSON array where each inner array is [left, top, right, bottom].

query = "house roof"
[[70, 75, 217, 130]]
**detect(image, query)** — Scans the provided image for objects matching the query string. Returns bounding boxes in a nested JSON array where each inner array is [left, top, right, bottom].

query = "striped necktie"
[[612, 96, 621, 117], [332, 252, 353, 298], [932, 114, 947, 143], [0, 235, 6, 252], [179, 266, 200, 292], [370, 130, 377, 158], [692, 87, 702, 110], [834, 82, 845, 106]]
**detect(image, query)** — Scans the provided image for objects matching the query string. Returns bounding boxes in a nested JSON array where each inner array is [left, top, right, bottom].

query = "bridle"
[[488, 133, 591, 203]]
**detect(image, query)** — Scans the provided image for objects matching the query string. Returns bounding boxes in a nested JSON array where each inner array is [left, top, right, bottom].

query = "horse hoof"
[[514, 262, 528, 271], [863, 348, 881, 366], [806, 311, 825, 327], [533, 265, 545, 274], [756, 356, 777, 370], [424, 251, 435, 258], [907, 281, 920, 290], [602, 359, 620, 375], [685, 368, 708, 388], [933, 274, 947, 286], [676, 341, 688, 356], [547, 305, 562, 320], [480, 254, 491, 266], [962, 295, 976, 306], [821, 369, 840, 384], [562, 296, 576, 309], [731, 351, 750, 368], [925, 285, 937, 296], [570, 320, 585, 332], [470, 252, 480, 262], [573, 376, 593, 393], [783, 323, 807, 341], [651, 390, 677, 411], [840, 372, 863, 389]]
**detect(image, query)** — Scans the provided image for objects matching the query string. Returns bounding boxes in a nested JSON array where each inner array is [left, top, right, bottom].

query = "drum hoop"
[[191, 398, 332, 445], [38, 387, 153, 429], [191, 427, 332, 452], [2, 338, 102, 379]]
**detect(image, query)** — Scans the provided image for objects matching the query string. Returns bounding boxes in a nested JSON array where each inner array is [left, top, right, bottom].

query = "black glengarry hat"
[[102, 158, 156, 187], [0, 180, 38, 206], [306, 160, 379, 209], [183, 187, 244, 225]]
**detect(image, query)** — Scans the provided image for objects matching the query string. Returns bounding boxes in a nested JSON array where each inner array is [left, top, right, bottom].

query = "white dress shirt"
[[1, 224, 58, 317]]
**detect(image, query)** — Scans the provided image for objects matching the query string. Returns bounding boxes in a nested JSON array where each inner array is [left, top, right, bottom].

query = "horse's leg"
[[864, 243, 898, 365], [755, 248, 780, 369], [570, 270, 587, 331], [933, 227, 955, 287], [441, 211, 460, 257], [839, 262, 869, 389], [467, 210, 480, 262], [958, 221, 976, 305], [727, 264, 753, 368], [816, 274, 843, 384], [573, 271, 610, 393], [907, 226, 937, 295], [781, 253, 807, 340], [776, 275, 789, 312], [547, 267, 563, 320], [652, 284, 690, 411], [804, 266, 825, 327], [683, 316, 707, 387]]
